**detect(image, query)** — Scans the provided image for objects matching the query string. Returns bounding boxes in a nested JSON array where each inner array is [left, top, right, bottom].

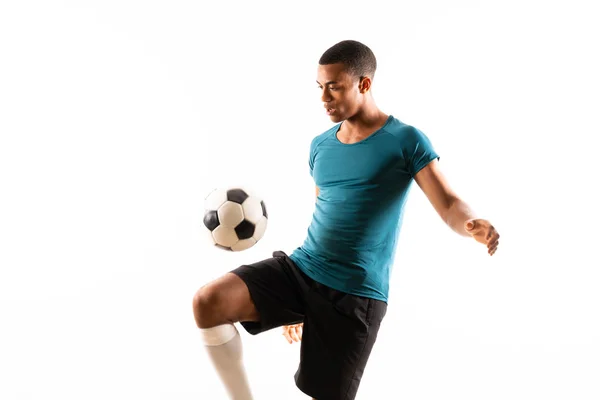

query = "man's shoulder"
[[310, 123, 339, 149], [384, 116, 422, 138]]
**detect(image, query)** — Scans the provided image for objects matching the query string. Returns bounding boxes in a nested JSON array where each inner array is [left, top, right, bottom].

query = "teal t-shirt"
[[289, 115, 439, 302]]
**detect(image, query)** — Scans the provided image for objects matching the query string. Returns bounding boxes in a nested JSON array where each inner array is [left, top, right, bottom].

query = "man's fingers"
[[283, 325, 303, 343], [282, 328, 292, 344], [290, 325, 302, 342], [290, 329, 300, 342], [486, 227, 498, 240], [487, 231, 500, 243]]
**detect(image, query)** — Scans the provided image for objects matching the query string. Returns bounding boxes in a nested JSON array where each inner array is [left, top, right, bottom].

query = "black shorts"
[[230, 251, 388, 400]]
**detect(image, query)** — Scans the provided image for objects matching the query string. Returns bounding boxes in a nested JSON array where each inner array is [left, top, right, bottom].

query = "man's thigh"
[[230, 251, 306, 334], [295, 281, 388, 400]]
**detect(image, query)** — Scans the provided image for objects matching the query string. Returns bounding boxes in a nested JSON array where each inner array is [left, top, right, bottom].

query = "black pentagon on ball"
[[261, 200, 268, 218], [235, 219, 255, 240], [227, 188, 249, 204], [203, 210, 219, 231]]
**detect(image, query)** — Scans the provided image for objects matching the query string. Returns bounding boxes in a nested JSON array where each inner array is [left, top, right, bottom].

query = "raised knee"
[[192, 273, 257, 329], [192, 287, 219, 328]]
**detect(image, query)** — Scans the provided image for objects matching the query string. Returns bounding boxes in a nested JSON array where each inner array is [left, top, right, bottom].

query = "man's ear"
[[359, 76, 372, 93]]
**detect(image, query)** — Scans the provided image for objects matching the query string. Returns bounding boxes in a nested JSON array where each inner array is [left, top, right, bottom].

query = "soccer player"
[[193, 40, 500, 400]]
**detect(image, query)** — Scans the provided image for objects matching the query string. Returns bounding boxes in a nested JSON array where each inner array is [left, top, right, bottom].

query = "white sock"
[[200, 323, 254, 400]]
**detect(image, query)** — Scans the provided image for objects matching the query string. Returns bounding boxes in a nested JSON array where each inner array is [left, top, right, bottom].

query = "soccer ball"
[[202, 187, 268, 251]]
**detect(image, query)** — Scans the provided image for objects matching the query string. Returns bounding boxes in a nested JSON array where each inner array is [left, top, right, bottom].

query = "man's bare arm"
[[414, 159, 500, 255]]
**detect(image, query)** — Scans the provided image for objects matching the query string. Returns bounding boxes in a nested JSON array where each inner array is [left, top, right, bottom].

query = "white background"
[[1, 0, 599, 399]]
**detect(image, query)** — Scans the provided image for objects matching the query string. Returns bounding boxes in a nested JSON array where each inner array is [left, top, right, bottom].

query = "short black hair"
[[319, 40, 377, 79]]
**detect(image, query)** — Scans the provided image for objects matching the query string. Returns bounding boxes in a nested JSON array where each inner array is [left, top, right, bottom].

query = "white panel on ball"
[[231, 238, 257, 252], [252, 216, 267, 241], [212, 225, 238, 247], [242, 196, 264, 224], [204, 188, 228, 210], [217, 202, 244, 227]]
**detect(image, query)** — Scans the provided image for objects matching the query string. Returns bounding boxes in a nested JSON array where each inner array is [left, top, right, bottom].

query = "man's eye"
[[328, 87, 337, 91]]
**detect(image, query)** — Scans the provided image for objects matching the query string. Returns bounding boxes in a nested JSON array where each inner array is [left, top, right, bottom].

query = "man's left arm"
[[414, 159, 500, 256]]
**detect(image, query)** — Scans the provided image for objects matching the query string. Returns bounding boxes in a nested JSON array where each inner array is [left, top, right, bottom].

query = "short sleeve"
[[308, 136, 319, 177], [407, 127, 440, 177]]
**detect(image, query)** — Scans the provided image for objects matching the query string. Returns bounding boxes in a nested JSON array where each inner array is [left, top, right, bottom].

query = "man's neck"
[[337, 107, 389, 143]]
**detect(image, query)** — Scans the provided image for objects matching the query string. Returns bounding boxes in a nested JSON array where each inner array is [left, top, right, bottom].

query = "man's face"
[[316, 63, 364, 123]]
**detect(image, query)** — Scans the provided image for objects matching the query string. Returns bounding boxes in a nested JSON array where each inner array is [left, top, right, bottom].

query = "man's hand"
[[464, 219, 500, 256], [282, 323, 303, 344]]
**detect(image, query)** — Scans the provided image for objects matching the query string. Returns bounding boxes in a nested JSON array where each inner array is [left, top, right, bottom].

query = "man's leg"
[[294, 281, 388, 400], [193, 273, 259, 399], [253, 252, 389, 400], [192, 252, 305, 399]]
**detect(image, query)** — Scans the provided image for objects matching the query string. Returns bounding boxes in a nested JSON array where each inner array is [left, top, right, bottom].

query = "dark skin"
[[318, 62, 389, 143], [282, 63, 500, 355]]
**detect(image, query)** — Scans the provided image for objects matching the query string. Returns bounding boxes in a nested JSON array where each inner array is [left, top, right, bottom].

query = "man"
[[193, 40, 500, 400]]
